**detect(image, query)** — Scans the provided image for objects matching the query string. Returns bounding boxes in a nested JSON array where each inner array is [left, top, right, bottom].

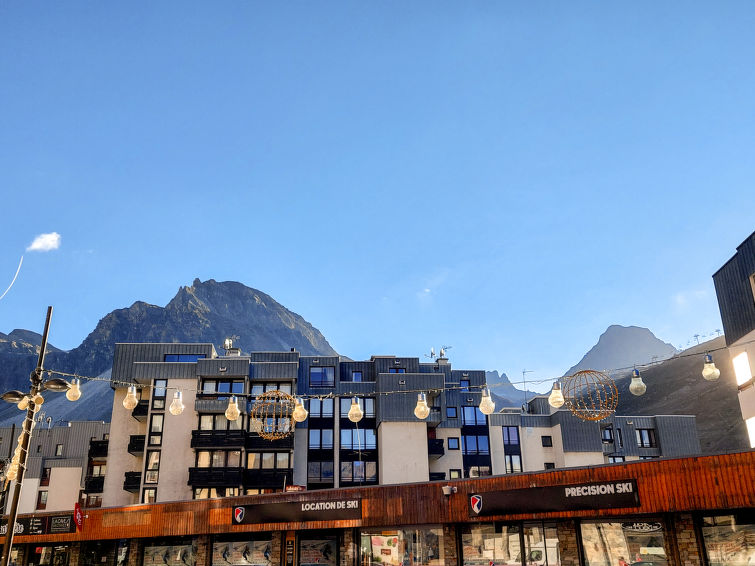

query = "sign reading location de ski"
[[469, 479, 639, 516], [232, 498, 361, 525]]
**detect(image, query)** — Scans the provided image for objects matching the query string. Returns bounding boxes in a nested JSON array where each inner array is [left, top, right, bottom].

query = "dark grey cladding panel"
[[250, 352, 300, 363], [133, 362, 198, 380], [451, 370, 487, 386], [339, 361, 376, 383], [418, 363, 452, 377], [713, 231, 755, 346], [297, 356, 340, 395], [376, 373, 445, 422], [198, 358, 250, 377], [489, 413, 523, 427], [520, 415, 552, 428], [112, 343, 216, 381], [552, 411, 604, 452], [250, 362, 299, 380], [525, 397, 552, 415], [336, 382, 378, 397], [371, 357, 420, 374], [655, 415, 700, 456]]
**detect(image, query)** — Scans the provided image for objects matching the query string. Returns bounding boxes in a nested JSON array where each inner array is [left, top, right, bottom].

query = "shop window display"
[[212, 535, 273, 566], [580, 522, 667, 566], [299, 537, 337, 566], [461, 523, 559, 566], [143, 540, 197, 566], [360, 528, 444, 566], [701, 514, 755, 566]]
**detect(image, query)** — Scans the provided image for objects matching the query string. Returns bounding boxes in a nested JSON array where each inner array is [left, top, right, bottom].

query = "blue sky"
[[1, 3, 754, 391]]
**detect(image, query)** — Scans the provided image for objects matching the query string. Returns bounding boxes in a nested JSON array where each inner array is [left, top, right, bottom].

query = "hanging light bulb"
[[702, 354, 721, 381], [123, 385, 138, 410], [348, 397, 363, 423], [548, 382, 565, 408], [66, 378, 82, 401], [292, 398, 309, 423], [629, 369, 647, 396], [169, 391, 185, 415], [17, 396, 29, 411], [479, 387, 495, 415], [225, 395, 241, 421], [414, 393, 430, 420]]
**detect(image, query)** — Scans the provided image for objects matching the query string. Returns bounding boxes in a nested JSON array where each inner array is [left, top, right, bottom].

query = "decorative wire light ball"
[[249, 390, 296, 440], [562, 370, 619, 421]]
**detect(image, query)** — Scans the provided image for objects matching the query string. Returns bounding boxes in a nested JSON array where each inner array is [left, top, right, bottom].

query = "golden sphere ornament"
[[249, 390, 296, 440], [562, 369, 618, 421]]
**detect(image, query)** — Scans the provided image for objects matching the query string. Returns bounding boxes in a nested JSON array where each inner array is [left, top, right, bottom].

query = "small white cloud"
[[26, 232, 61, 252], [672, 289, 708, 311]]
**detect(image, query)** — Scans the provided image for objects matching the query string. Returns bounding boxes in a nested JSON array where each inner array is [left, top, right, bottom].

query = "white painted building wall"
[[378, 422, 428, 485], [102, 387, 144, 507]]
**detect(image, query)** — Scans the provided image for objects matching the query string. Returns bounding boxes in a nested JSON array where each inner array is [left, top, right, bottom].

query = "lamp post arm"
[[0, 306, 52, 566]]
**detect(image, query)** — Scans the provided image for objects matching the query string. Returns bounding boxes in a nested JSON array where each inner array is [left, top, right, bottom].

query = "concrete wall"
[[378, 421, 428, 484], [520, 425, 558, 471], [102, 388, 143, 507], [563, 451, 605, 468], [17, 477, 39, 514], [157, 380, 196, 502], [429, 428, 464, 479], [46, 467, 83, 511], [489, 425, 505, 475]]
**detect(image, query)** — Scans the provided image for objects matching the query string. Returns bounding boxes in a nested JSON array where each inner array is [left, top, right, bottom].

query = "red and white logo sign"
[[233, 506, 245, 523], [470, 495, 483, 515], [74, 503, 83, 531]]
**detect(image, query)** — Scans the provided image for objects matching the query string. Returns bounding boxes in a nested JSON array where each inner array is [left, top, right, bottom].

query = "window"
[[309, 429, 334, 450], [447, 437, 460, 450], [196, 450, 241, 468], [505, 454, 522, 473], [40, 468, 51, 486], [388, 368, 405, 373], [462, 406, 487, 425], [149, 414, 164, 445], [307, 461, 334, 483], [616, 428, 623, 448], [449, 469, 462, 479], [89, 463, 106, 477], [250, 382, 292, 396], [36, 491, 48, 510], [544, 462, 556, 470], [36, 444, 41, 453], [199, 413, 242, 431], [541, 435, 553, 447], [601, 426, 614, 443], [503, 426, 519, 445], [608, 456, 625, 463], [459, 380, 470, 392], [636, 428, 657, 448], [340, 429, 377, 450], [152, 379, 167, 409], [145, 451, 160, 484], [201, 379, 244, 399], [701, 514, 755, 566], [164, 354, 206, 362], [309, 367, 335, 387], [142, 488, 157, 503], [340, 460, 377, 483], [308, 398, 334, 418], [246, 452, 291, 469], [340, 398, 375, 419], [55, 444, 63, 456], [446, 407, 458, 419], [342, 370, 364, 382], [85, 495, 102, 508], [469, 466, 491, 477], [462, 435, 490, 455], [193, 487, 239, 499]]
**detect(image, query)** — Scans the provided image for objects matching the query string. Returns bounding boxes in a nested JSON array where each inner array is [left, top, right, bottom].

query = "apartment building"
[[713, 230, 755, 448], [0, 421, 109, 515], [102, 342, 700, 506]]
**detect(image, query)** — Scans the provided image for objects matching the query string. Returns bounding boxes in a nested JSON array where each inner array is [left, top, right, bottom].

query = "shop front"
[[3, 452, 754, 566]]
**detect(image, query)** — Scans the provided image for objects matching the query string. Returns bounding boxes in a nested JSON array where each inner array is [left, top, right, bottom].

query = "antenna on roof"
[[439, 345, 452, 358], [424, 347, 436, 360]]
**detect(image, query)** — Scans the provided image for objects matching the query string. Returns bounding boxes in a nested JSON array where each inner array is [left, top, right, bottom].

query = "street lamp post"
[[0, 307, 53, 566]]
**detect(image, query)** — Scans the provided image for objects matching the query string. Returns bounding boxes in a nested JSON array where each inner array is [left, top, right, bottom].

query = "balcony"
[[428, 438, 445, 459], [84, 475, 105, 493], [194, 394, 232, 414], [427, 408, 442, 426], [123, 471, 141, 493], [188, 467, 243, 487], [429, 472, 446, 481], [128, 435, 145, 455], [132, 400, 149, 422], [246, 434, 294, 450], [191, 430, 245, 448], [88, 440, 109, 458], [243, 469, 293, 489]]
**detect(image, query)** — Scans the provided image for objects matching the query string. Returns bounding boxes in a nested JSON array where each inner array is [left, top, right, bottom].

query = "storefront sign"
[[232, 498, 361, 524], [469, 479, 639, 516], [0, 514, 77, 536]]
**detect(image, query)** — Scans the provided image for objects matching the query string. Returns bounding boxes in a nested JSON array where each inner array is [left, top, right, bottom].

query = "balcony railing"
[[191, 430, 246, 448], [427, 408, 442, 426], [132, 400, 149, 422], [88, 439, 109, 458], [128, 435, 146, 455], [123, 471, 141, 493], [188, 467, 243, 487], [245, 434, 294, 450], [428, 438, 445, 459], [243, 468, 293, 489], [84, 475, 105, 493]]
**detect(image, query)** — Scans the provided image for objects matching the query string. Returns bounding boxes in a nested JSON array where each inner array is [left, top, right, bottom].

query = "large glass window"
[[340, 398, 375, 419], [307, 461, 334, 483], [164, 354, 206, 362], [503, 426, 520, 445], [360, 528, 444, 566], [505, 454, 522, 473], [300, 537, 337, 566], [635, 429, 657, 448], [201, 379, 244, 399], [211, 535, 273, 566], [152, 379, 167, 409], [309, 398, 334, 418], [149, 414, 164, 446], [309, 429, 334, 449], [580, 521, 667, 566], [460, 523, 559, 566], [199, 414, 243, 431], [701, 514, 755, 565], [340, 428, 377, 450], [145, 451, 160, 484], [340, 460, 377, 483], [462, 435, 489, 455], [309, 367, 335, 387]]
